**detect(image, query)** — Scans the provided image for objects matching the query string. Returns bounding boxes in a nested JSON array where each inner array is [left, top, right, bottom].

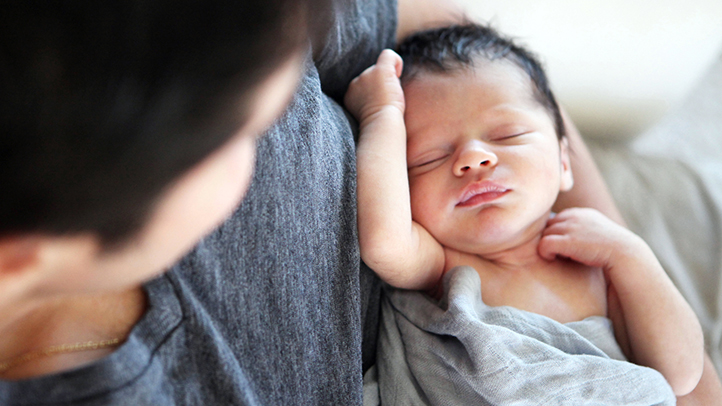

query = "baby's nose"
[[452, 144, 498, 177]]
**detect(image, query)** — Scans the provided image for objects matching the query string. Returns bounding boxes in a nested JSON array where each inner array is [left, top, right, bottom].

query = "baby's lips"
[[456, 180, 509, 206]]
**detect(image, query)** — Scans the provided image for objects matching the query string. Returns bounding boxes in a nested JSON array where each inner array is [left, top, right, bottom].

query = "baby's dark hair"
[[397, 24, 565, 140]]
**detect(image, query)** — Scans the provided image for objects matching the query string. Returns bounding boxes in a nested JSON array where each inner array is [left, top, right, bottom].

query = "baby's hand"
[[344, 49, 405, 126], [537, 208, 644, 272]]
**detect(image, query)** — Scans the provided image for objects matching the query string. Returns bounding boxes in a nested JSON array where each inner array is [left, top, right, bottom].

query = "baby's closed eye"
[[488, 130, 535, 144], [410, 153, 447, 167], [408, 152, 450, 173]]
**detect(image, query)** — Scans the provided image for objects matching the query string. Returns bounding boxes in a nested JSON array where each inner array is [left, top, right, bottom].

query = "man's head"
[[397, 23, 565, 140], [0, 1, 325, 298], [1, 0, 326, 246]]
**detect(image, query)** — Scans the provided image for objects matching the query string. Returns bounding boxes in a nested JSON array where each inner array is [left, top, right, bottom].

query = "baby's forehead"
[[404, 59, 539, 102], [405, 60, 546, 115]]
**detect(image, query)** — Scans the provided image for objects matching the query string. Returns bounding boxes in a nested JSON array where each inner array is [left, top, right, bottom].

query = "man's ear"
[[0, 236, 42, 275], [0, 234, 99, 304], [559, 136, 574, 192], [0, 236, 45, 306]]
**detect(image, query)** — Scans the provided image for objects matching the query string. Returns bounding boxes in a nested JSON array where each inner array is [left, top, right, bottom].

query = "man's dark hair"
[[1, 0, 328, 246], [397, 24, 566, 140]]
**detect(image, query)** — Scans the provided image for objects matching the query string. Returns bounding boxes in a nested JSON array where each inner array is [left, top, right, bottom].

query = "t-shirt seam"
[[17, 276, 187, 406]]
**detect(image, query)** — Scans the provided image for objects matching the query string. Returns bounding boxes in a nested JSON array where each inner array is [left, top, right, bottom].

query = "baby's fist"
[[344, 49, 405, 124]]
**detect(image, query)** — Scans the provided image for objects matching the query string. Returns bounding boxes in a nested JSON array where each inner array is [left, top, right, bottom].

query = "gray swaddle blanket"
[[363, 266, 675, 405]]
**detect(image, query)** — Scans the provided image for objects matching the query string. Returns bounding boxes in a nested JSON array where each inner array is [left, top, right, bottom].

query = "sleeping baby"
[[345, 23, 704, 400]]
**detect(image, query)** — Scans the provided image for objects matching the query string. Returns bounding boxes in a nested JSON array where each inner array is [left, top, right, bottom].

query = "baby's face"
[[403, 61, 573, 256]]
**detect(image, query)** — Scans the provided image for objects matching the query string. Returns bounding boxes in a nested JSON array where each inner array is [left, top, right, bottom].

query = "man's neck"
[[0, 287, 146, 380]]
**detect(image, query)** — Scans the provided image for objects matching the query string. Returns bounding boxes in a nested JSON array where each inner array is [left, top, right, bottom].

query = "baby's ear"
[[559, 136, 574, 192]]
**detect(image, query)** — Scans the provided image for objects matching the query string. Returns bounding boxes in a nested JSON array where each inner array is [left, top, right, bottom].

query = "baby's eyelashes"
[[408, 153, 450, 172], [408, 152, 450, 169], [412, 155, 446, 167], [489, 131, 531, 142]]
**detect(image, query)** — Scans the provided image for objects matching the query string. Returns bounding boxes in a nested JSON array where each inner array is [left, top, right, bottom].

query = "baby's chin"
[[438, 238, 510, 257], [437, 228, 544, 259]]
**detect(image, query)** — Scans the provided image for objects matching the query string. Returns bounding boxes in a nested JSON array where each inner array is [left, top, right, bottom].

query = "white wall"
[[455, 0, 722, 140]]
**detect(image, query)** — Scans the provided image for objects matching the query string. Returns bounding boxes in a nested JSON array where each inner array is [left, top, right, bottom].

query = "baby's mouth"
[[457, 181, 510, 207]]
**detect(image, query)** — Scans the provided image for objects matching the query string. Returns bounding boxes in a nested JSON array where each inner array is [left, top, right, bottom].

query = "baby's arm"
[[344, 50, 445, 290], [538, 208, 704, 396]]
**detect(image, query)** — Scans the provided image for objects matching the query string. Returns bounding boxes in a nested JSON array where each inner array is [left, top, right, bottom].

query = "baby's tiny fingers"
[[377, 49, 403, 77], [541, 220, 574, 237], [545, 211, 574, 228], [538, 235, 566, 261]]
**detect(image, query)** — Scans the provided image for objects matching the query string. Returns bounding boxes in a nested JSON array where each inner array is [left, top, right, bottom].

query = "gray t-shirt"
[[0, 1, 395, 404]]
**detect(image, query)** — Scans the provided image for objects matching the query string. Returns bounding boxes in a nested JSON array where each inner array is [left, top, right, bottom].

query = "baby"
[[345, 24, 704, 396]]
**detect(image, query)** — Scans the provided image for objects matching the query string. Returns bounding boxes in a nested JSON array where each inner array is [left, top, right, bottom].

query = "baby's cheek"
[[410, 193, 447, 240], [408, 182, 435, 220]]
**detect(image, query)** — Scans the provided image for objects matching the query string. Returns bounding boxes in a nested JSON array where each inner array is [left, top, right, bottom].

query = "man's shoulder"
[[314, 0, 397, 102]]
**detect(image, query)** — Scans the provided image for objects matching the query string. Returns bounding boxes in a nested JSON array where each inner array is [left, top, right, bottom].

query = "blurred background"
[[455, 0, 722, 141]]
